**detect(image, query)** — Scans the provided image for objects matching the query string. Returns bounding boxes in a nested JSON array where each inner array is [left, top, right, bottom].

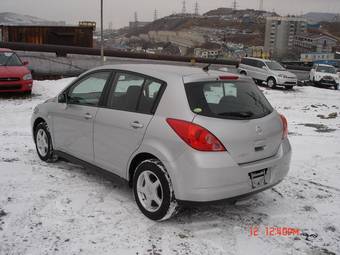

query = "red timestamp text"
[[250, 226, 300, 237]]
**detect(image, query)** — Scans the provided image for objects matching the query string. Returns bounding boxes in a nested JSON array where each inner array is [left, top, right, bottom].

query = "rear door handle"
[[130, 121, 144, 129], [84, 113, 93, 120]]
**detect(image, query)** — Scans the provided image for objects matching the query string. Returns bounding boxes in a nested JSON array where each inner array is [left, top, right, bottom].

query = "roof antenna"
[[203, 63, 212, 72], [202, 51, 221, 72]]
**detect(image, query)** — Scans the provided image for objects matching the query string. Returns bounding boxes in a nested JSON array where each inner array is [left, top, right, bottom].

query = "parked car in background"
[[0, 48, 33, 94], [238, 57, 298, 90], [31, 64, 292, 221], [309, 64, 339, 90]]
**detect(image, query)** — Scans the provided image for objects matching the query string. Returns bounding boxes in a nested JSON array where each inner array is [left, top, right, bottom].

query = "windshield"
[[266, 61, 286, 71], [185, 80, 273, 120], [316, 66, 336, 74], [0, 52, 23, 66]]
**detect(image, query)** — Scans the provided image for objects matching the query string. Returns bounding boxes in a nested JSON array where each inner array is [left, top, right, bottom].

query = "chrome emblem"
[[256, 126, 263, 135]]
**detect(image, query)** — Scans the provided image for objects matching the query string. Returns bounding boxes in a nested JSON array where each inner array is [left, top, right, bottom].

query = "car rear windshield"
[[185, 80, 273, 120]]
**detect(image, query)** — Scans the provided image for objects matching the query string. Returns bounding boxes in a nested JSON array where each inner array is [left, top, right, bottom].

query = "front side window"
[[185, 80, 273, 120], [67, 72, 110, 106], [257, 61, 266, 68], [0, 52, 23, 66]]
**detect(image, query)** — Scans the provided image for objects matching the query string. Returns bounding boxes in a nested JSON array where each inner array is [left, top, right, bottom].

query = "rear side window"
[[185, 81, 273, 120], [110, 73, 145, 111], [109, 73, 163, 114], [138, 80, 162, 114]]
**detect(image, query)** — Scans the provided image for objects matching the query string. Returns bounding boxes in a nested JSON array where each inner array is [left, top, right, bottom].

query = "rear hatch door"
[[185, 78, 283, 164]]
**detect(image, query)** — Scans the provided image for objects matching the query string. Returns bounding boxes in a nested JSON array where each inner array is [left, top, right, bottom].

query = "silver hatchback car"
[[31, 64, 292, 220]]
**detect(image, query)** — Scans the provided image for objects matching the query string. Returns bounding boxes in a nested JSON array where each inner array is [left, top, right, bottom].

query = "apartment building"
[[264, 16, 307, 58]]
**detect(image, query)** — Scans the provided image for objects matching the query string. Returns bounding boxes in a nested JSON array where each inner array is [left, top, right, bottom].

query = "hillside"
[[304, 12, 340, 23], [127, 15, 264, 35], [0, 12, 64, 26]]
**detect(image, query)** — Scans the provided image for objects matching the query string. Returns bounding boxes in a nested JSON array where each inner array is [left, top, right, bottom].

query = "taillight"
[[166, 118, 226, 152], [219, 75, 239, 80], [279, 114, 288, 139]]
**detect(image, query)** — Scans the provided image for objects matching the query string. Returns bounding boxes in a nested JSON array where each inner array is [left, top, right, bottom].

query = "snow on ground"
[[0, 80, 339, 255]]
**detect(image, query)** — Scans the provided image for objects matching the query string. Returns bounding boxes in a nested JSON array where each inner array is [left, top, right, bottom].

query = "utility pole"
[[100, 0, 104, 65]]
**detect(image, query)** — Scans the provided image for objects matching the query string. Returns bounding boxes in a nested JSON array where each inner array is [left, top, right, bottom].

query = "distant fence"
[[0, 42, 311, 79], [0, 42, 238, 65]]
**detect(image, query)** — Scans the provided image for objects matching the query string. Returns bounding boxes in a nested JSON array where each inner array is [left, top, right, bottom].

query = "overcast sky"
[[1, 0, 340, 28]]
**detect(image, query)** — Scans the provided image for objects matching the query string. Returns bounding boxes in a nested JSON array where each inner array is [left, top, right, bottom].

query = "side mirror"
[[58, 92, 68, 104], [22, 61, 29, 66], [262, 66, 267, 70]]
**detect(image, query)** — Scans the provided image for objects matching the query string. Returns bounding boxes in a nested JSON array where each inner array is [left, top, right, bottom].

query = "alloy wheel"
[[136, 170, 163, 212], [36, 129, 49, 157]]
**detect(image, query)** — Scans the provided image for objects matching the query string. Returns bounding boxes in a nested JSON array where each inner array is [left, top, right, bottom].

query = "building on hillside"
[[300, 52, 335, 62], [264, 16, 307, 58], [129, 21, 151, 29], [194, 48, 221, 58], [293, 34, 338, 54], [0, 24, 95, 48]]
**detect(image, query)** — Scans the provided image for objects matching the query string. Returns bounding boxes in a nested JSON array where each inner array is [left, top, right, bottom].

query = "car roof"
[[94, 64, 241, 83], [242, 57, 279, 63], [0, 48, 13, 52]]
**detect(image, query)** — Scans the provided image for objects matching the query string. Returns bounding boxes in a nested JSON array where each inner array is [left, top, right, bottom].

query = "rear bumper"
[[168, 138, 292, 202], [0, 80, 33, 92]]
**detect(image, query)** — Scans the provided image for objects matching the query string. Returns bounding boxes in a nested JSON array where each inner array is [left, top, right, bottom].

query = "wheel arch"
[[239, 69, 247, 75], [33, 117, 46, 134], [267, 76, 277, 83], [128, 152, 159, 187]]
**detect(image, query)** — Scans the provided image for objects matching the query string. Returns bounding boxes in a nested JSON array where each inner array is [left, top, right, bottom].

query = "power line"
[[194, 1, 199, 16], [154, 9, 158, 21], [231, 0, 238, 11]]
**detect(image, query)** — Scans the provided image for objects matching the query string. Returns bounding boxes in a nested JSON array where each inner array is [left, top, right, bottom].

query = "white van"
[[238, 57, 297, 89]]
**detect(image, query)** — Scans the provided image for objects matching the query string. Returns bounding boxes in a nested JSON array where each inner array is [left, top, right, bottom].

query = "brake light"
[[219, 75, 239, 80], [279, 114, 288, 139], [166, 118, 226, 151]]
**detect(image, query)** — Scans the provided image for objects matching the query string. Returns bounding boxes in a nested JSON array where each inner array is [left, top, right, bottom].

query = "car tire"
[[267, 77, 276, 89], [133, 159, 178, 221], [285, 85, 293, 90], [34, 122, 58, 163], [334, 84, 339, 90], [240, 71, 247, 76]]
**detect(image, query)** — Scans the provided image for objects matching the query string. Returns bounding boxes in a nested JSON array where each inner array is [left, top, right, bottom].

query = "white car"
[[238, 57, 298, 90], [310, 64, 339, 90]]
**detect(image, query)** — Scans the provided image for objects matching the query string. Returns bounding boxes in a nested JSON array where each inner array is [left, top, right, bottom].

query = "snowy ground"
[[0, 79, 339, 255]]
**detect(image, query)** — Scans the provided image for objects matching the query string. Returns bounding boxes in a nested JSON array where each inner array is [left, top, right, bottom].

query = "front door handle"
[[130, 121, 144, 129], [84, 113, 93, 120]]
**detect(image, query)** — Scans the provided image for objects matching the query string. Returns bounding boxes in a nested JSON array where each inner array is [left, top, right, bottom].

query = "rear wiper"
[[218, 111, 254, 118]]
